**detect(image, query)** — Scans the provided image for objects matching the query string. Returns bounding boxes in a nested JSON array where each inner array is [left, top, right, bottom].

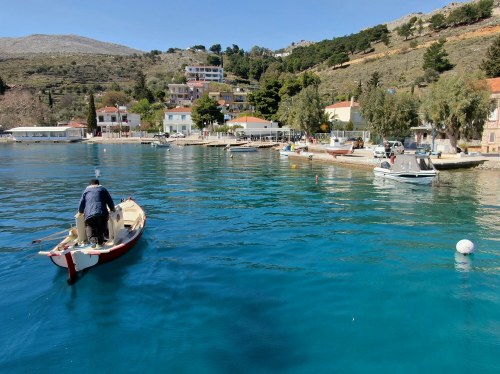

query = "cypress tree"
[[0, 75, 6, 95], [48, 91, 53, 108], [87, 93, 97, 135]]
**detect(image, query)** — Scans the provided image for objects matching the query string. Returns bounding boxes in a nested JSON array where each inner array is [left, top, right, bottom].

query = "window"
[[490, 132, 496, 142], [488, 107, 498, 121], [111, 115, 116, 122], [181, 115, 186, 120], [122, 115, 127, 122], [168, 115, 173, 120], [98, 116, 104, 122]]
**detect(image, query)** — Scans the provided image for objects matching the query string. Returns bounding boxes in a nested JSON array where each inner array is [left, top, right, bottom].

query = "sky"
[[2, 0, 458, 52]]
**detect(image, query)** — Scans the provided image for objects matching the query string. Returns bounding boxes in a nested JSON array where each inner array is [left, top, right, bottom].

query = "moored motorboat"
[[38, 198, 146, 283], [324, 138, 353, 157], [151, 137, 170, 148], [226, 145, 257, 152], [373, 154, 438, 184]]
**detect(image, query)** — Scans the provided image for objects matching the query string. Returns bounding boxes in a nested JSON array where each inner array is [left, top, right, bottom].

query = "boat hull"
[[373, 168, 438, 184], [229, 147, 257, 152]]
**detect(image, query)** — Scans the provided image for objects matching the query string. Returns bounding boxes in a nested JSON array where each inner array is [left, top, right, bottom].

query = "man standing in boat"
[[78, 179, 115, 248]]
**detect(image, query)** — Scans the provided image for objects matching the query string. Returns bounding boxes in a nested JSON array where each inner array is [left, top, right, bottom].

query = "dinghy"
[[38, 198, 146, 283]]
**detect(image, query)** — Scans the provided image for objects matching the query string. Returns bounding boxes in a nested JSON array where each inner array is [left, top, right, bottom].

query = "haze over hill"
[[0, 34, 143, 57]]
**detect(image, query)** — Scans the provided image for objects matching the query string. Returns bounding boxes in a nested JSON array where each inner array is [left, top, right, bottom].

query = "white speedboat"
[[226, 145, 257, 152], [373, 154, 438, 184]]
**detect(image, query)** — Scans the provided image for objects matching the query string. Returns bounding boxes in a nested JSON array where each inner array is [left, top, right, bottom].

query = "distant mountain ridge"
[[0, 34, 143, 57]]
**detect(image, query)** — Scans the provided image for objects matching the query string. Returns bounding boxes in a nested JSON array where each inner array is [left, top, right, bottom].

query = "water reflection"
[[454, 251, 472, 272]]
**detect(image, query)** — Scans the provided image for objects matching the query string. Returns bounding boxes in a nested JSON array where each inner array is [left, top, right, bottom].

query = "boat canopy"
[[392, 154, 434, 172]]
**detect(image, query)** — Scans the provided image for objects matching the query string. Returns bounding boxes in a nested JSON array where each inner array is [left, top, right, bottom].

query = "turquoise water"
[[0, 143, 499, 373]]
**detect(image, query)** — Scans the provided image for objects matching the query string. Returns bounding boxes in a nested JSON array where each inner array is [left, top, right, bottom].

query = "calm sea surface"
[[0, 143, 499, 373]]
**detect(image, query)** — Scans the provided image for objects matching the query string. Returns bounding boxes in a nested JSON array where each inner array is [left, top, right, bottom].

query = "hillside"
[[0, 34, 143, 57], [0, 1, 499, 129]]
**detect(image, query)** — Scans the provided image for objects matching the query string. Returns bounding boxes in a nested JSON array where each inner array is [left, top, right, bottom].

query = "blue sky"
[[2, 0, 456, 52]]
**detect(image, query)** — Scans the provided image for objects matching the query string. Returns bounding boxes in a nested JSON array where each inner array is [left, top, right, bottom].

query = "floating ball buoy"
[[456, 239, 474, 255], [104, 148, 107, 153]]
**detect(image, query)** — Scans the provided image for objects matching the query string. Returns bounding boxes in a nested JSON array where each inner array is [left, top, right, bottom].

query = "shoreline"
[[1, 136, 498, 170]]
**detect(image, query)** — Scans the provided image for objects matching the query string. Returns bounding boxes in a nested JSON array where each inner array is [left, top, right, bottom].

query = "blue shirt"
[[78, 185, 115, 220]]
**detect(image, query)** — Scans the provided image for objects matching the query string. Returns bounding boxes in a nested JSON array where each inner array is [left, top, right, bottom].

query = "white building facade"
[[324, 98, 365, 130], [185, 65, 224, 83], [96, 106, 141, 136], [163, 107, 194, 135], [8, 126, 83, 142]]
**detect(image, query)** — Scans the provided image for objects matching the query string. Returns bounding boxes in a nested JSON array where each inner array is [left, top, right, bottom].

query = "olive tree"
[[360, 87, 419, 140], [420, 73, 491, 152]]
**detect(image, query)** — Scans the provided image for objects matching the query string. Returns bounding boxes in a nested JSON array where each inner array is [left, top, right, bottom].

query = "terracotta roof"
[[166, 107, 192, 113], [230, 116, 270, 124], [325, 101, 360, 109], [96, 106, 129, 114], [486, 77, 500, 93]]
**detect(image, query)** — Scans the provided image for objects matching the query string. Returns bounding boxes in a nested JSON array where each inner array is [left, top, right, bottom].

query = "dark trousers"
[[85, 215, 108, 245]]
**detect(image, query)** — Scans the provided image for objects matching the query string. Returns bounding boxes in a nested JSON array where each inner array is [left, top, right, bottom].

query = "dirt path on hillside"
[[346, 25, 500, 66]]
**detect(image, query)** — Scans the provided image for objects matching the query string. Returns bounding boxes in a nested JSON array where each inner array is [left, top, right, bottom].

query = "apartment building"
[[185, 65, 224, 83]]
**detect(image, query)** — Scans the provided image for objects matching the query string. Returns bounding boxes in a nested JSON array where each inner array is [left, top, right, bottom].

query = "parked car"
[[345, 137, 364, 149], [170, 132, 186, 138], [154, 132, 169, 138], [373, 140, 404, 158]]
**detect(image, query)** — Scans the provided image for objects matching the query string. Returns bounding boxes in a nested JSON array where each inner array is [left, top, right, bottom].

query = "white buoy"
[[456, 239, 474, 255]]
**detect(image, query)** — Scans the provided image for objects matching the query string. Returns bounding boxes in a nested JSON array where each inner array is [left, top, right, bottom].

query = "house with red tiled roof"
[[95, 106, 141, 135], [227, 116, 282, 138], [163, 107, 194, 135], [482, 77, 500, 153], [324, 98, 366, 130]]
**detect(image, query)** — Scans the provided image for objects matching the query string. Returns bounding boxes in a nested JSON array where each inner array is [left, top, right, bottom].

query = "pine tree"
[[480, 35, 500, 78], [423, 39, 453, 73], [87, 93, 97, 135], [133, 71, 154, 103]]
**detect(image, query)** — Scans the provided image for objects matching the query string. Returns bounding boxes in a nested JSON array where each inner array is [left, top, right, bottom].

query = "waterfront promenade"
[[1, 135, 497, 170]]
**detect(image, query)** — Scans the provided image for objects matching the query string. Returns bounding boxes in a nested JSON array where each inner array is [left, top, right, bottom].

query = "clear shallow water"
[[0, 143, 499, 373]]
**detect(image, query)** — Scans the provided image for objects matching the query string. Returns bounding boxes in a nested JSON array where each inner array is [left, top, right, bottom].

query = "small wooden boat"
[[373, 154, 438, 184], [324, 138, 353, 157], [38, 198, 146, 283]]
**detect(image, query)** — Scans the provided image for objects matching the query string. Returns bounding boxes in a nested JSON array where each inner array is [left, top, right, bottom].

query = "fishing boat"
[[324, 138, 353, 157], [38, 198, 146, 283], [373, 154, 439, 184]]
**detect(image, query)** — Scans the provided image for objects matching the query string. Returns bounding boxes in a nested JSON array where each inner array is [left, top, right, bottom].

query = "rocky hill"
[[0, 1, 499, 129], [0, 34, 143, 57]]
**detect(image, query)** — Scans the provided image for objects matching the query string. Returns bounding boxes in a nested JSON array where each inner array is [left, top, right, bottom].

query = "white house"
[[163, 107, 194, 135], [96, 106, 141, 135], [185, 65, 224, 83], [324, 98, 365, 130], [8, 126, 84, 142], [483, 77, 500, 154], [227, 116, 287, 139]]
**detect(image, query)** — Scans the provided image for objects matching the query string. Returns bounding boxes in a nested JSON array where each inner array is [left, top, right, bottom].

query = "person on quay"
[[78, 179, 115, 247]]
